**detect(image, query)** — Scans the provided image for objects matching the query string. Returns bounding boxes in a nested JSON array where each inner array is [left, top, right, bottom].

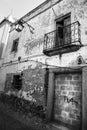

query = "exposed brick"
[[54, 115, 62, 121], [55, 80, 59, 86], [63, 107, 69, 112], [61, 85, 66, 90], [70, 81, 82, 86], [74, 86, 81, 91], [59, 96, 64, 101], [61, 91, 67, 95], [73, 109, 79, 115], [56, 91, 61, 96], [75, 103, 81, 110], [56, 80, 66, 85], [61, 116, 72, 124], [70, 81, 76, 85], [69, 91, 76, 96], [71, 104, 76, 109], [75, 115, 81, 120], [73, 75, 81, 81], [66, 75, 73, 80], [55, 85, 60, 90], [66, 86, 72, 90], [54, 108, 61, 115], [75, 92, 81, 97], [69, 113, 76, 119], [75, 96, 81, 101], [55, 94, 60, 100], [59, 75, 66, 80], [57, 100, 63, 105], [54, 73, 82, 126], [72, 119, 81, 126]]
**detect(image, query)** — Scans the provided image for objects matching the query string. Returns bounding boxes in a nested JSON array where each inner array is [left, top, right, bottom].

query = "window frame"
[[11, 38, 19, 53], [12, 74, 22, 90], [55, 13, 71, 47]]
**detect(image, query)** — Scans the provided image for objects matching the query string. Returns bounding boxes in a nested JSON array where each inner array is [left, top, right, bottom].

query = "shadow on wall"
[[0, 42, 4, 58]]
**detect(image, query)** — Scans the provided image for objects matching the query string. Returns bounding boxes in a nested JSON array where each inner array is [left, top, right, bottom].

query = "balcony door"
[[56, 24, 63, 47], [56, 15, 71, 47], [63, 17, 71, 45]]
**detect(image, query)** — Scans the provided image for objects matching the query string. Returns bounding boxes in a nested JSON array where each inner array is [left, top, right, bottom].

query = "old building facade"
[[0, 0, 87, 130]]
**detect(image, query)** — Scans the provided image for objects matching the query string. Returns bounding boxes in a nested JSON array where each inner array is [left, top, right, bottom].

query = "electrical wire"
[[1, 56, 87, 71]]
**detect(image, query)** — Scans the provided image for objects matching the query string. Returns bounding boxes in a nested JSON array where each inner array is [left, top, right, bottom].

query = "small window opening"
[[11, 38, 19, 52], [12, 75, 22, 90]]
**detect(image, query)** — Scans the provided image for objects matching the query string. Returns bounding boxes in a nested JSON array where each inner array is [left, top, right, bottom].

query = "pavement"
[[0, 101, 70, 130], [0, 101, 47, 130], [0, 108, 35, 130]]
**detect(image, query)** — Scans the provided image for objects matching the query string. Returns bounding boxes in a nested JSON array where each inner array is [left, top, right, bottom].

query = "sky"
[[0, 0, 46, 21]]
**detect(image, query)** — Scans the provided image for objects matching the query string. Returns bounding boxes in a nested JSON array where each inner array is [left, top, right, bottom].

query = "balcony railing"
[[43, 21, 81, 55]]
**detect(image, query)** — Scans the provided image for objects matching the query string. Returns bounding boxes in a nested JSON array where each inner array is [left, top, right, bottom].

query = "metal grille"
[[43, 21, 81, 51]]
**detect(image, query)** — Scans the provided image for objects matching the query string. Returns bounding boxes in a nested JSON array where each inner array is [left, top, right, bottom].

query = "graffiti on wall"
[[22, 62, 46, 106], [24, 38, 44, 54], [63, 96, 78, 104]]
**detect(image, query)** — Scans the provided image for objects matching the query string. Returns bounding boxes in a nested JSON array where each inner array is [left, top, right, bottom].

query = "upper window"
[[43, 13, 81, 56], [11, 38, 19, 52], [56, 14, 71, 47]]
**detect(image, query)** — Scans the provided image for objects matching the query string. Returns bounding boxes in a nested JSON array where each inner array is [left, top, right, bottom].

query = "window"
[[12, 75, 22, 90], [43, 13, 81, 56], [11, 38, 19, 52], [56, 14, 71, 47]]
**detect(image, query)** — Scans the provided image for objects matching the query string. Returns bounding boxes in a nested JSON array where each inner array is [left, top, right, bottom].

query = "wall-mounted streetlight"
[[10, 19, 35, 33], [15, 21, 24, 32]]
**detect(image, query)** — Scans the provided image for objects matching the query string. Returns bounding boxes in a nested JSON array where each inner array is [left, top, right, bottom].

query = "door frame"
[[46, 67, 87, 130]]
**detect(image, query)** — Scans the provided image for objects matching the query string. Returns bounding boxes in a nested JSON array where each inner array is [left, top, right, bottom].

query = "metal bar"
[[45, 21, 80, 36], [43, 21, 81, 51]]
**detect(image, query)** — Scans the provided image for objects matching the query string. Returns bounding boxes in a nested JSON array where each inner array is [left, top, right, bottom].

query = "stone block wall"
[[53, 73, 82, 129]]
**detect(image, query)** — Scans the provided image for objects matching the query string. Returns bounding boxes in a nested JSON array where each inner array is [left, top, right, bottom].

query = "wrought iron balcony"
[[43, 21, 82, 56]]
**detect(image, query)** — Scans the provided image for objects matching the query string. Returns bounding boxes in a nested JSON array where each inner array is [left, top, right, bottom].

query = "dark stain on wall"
[[24, 38, 44, 54], [22, 63, 46, 106]]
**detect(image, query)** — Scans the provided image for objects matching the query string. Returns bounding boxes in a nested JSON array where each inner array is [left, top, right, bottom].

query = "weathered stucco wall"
[[2, 0, 87, 65], [3, 61, 46, 107], [0, 0, 87, 92], [22, 63, 46, 106], [0, 0, 87, 129]]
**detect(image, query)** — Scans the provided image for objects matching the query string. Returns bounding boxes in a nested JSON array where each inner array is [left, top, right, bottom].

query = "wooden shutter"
[[64, 17, 71, 45], [4, 73, 14, 92], [56, 24, 63, 47]]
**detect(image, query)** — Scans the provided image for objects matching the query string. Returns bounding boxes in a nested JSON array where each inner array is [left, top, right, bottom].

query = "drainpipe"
[[44, 58, 49, 105]]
